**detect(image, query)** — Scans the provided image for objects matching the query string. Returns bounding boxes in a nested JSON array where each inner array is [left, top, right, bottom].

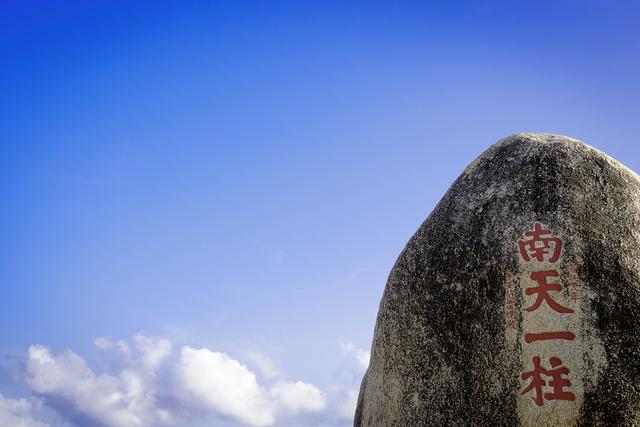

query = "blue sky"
[[1, 1, 639, 426]]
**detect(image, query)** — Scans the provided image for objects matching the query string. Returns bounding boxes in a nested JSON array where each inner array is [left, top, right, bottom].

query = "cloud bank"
[[0, 394, 49, 427], [12, 334, 369, 427]]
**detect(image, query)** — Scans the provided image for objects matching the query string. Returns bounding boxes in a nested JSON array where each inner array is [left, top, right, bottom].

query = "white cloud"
[[26, 342, 172, 427], [175, 346, 275, 426], [336, 388, 359, 421], [175, 347, 327, 426], [132, 334, 172, 372], [94, 337, 133, 363], [246, 351, 283, 380], [354, 351, 370, 371], [0, 394, 49, 427], [269, 381, 326, 414], [23, 335, 330, 427], [331, 341, 370, 423], [339, 341, 370, 371], [94, 337, 113, 350]]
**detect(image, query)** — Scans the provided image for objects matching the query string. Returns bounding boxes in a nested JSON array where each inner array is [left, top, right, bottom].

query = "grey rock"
[[355, 134, 640, 426]]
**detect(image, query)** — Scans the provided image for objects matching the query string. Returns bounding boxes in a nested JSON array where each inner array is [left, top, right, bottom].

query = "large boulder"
[[355, 133, 640, 426]]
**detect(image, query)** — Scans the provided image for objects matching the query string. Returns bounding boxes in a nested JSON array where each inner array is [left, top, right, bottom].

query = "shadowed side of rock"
[[355, 134, 640, 426]]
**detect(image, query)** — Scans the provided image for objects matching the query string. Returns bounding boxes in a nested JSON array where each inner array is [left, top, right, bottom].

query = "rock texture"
[[355, 133, 640, 426]]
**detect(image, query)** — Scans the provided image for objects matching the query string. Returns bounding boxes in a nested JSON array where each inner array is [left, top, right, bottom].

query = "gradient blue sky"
[[1, 1, 639, 426]]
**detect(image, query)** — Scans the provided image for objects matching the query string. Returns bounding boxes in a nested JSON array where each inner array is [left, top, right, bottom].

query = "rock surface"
[[355, 133, 640, 426]]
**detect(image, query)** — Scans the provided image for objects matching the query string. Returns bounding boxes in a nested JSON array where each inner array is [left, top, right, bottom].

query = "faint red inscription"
[[568, 263, 579, 303], [518, 223, 563, 263], [521, 356, 576, 406]]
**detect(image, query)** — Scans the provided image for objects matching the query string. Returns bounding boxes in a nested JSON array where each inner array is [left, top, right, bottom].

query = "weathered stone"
[[355, 133, 640, 426]]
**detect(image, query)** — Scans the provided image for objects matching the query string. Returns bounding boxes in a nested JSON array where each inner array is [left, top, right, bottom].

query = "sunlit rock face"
[[355, 134, 640, 426]]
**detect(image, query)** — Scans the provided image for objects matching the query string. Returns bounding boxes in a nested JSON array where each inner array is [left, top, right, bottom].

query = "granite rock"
[[355, 133, 640, 426]]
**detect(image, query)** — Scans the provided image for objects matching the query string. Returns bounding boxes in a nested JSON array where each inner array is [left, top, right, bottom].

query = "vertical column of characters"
[[517, 223, 575, 407]]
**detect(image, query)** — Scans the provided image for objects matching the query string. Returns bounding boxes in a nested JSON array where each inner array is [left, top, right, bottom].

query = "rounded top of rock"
[[464, 132, 638, 179]]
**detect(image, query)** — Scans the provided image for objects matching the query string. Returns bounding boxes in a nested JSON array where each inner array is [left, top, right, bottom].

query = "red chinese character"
[[518, 223, 563, 263], [525, 270, 574, 314], [521, 356, 575, 406], [523, 331, 576, 343]]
